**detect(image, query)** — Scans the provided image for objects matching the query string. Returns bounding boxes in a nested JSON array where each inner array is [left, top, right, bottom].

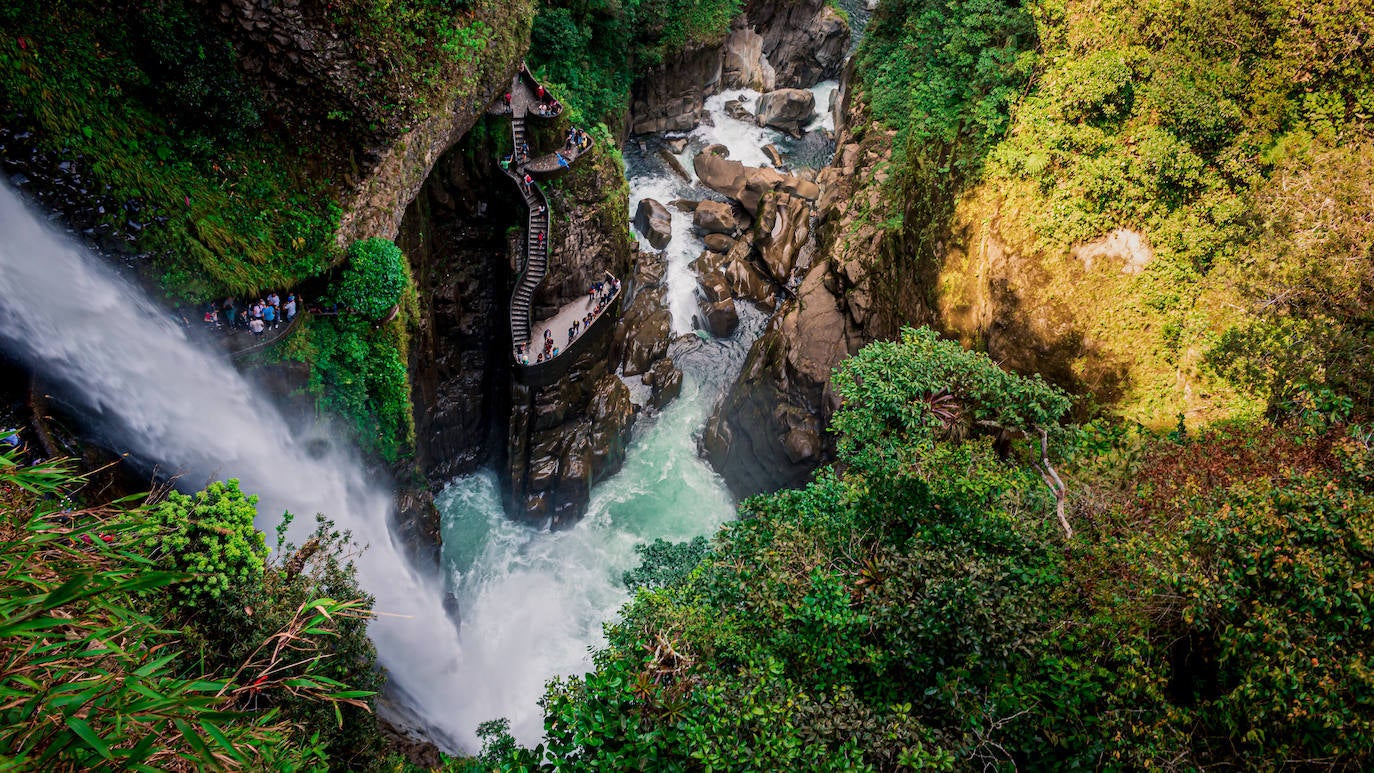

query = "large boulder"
[[587, 375, 636, 478], [724, 253, 778, 311], [692, 147, 786, 215], [616, 287, 673, 377], [722, 23, 776, 91], [755, 88, 816, 138], [633, 198, 673, 250], [753, 191, 811, 282], [703, 233, 736, 253], [702, 297, 740, 338], [696, 254, 733, 303], [643, 357, 684, 411], [745, 0, 850, 87], [693, 200, 740, 235]]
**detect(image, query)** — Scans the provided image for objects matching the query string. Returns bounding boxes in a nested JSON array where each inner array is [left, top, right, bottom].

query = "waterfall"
[[0, 181, 468, 749]]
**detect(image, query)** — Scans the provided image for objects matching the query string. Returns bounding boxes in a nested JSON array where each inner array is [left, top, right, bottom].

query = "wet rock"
[[753, 191, 811, 282], [755, 88, 816, 138], [722, 22, 776, 91], [703, 233, 736, 253], [633, 198, 673, 249], [692, 149, 785, 215], [630, 44, 723, 135], [704, 259, 860, 498], [763, 143, 785, 168], [723, 252, 778, 311], [747, 0, 851, 87], [634, 249, 668, 286], [644, 358, 684, 410], [665, 137, 690, 154], [669, 198, 700, 212], [657, 148, 692, 182], [587, 375, 636, 477], [703, 297, 739, 337], [780, 175, 821, 201], [616, 287, 673, 377], [697, 258, 733, 303], [693, 200, 740, 235], [724, 99, 753, 121]]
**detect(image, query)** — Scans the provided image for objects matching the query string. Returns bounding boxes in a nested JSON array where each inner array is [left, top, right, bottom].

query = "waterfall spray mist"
[[0, 181, 472, 749]]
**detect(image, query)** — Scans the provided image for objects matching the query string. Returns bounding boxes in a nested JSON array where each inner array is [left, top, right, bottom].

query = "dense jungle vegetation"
[[478, 0, 1374, 768], [0, 452, 393, 770]]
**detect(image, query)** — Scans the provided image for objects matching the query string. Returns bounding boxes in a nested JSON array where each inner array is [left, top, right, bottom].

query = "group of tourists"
[[533, 84, 562, 117], [513, 275, 620, 365], [587, 276, 619, 314], [199, 292, 298, 337], [565, 127, 591, 153]]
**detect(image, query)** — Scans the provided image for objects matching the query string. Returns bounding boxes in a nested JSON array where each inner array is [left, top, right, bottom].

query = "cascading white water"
[[0, 181, 473, 749], [427, 86, 823, 748], [0, 58, 844, 754]]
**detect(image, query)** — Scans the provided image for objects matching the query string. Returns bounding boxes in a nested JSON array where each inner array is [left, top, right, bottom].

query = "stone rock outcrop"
[[628, 0, 848, 136], [634, 198, 673, 249], [755, 88, 816, 137], [630, 43, 724, 135], [693, 200, 741, 235], [743, 0, 850, 87], [398, 130, 519, 484], [702, 258, 860, 496], [505, 146, 638, 526], [613, 251, 677, 380], [703, 297, 740, 337], [753, 191, 811, 282], [617, 288, 672, 377], [722, 22, 776, 91], [644, 357, 684, 410], [509, 367, 635, 529], [692, 146, 786, 215], [704, 233, 736, 253]]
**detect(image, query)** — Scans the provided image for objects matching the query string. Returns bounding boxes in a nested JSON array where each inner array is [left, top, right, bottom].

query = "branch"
[[1037, 428, 1073, 539]]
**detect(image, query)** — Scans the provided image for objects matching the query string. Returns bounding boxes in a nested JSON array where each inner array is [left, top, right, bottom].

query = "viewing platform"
[[490, 65, 616, 371]]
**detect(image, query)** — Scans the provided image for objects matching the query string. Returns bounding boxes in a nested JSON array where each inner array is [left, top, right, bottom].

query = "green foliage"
[[528, 0, 742, 127], [0, 1, 342, 300], [282, 314, 416, 463], [146, 479, 268, 609], [831, 327, 1071, 472], [858, 0, 1037, 171], [621, 536, 710, 592], [494, 324, 1374, 768], [335, 238, 409, 321], [0, 453, 366, 770]]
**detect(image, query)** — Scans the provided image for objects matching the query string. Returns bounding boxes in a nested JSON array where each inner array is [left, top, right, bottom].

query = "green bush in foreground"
[[0, 452, 379, 770], [489, 328, 1374, 769], [334, 238, 410, 321], [146, 479, 268, 609]]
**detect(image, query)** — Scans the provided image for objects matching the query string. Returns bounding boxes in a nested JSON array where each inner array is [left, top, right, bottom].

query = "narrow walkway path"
[[492, 65, 613, 365], [520, 275, 621, 364]]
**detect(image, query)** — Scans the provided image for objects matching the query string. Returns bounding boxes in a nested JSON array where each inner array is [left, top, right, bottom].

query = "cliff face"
[[702, 84, 903, 496], [505, 148, 641, 527], [207, 0, 534, 245], [396, 122, 520, 484], [629, 0, 850, 136]]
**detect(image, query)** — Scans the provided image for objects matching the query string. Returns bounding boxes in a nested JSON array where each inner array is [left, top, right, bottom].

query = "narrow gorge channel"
[[428, 82, 832, 744]]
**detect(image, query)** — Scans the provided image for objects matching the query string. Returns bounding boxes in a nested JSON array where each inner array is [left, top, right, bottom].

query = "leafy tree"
[[621, 536, 710, 592], [334, 238, 409, 321]]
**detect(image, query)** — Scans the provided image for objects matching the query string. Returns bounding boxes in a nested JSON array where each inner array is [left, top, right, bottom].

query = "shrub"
[[334, 238, 409, 321], [145, 479, 268, 609]]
